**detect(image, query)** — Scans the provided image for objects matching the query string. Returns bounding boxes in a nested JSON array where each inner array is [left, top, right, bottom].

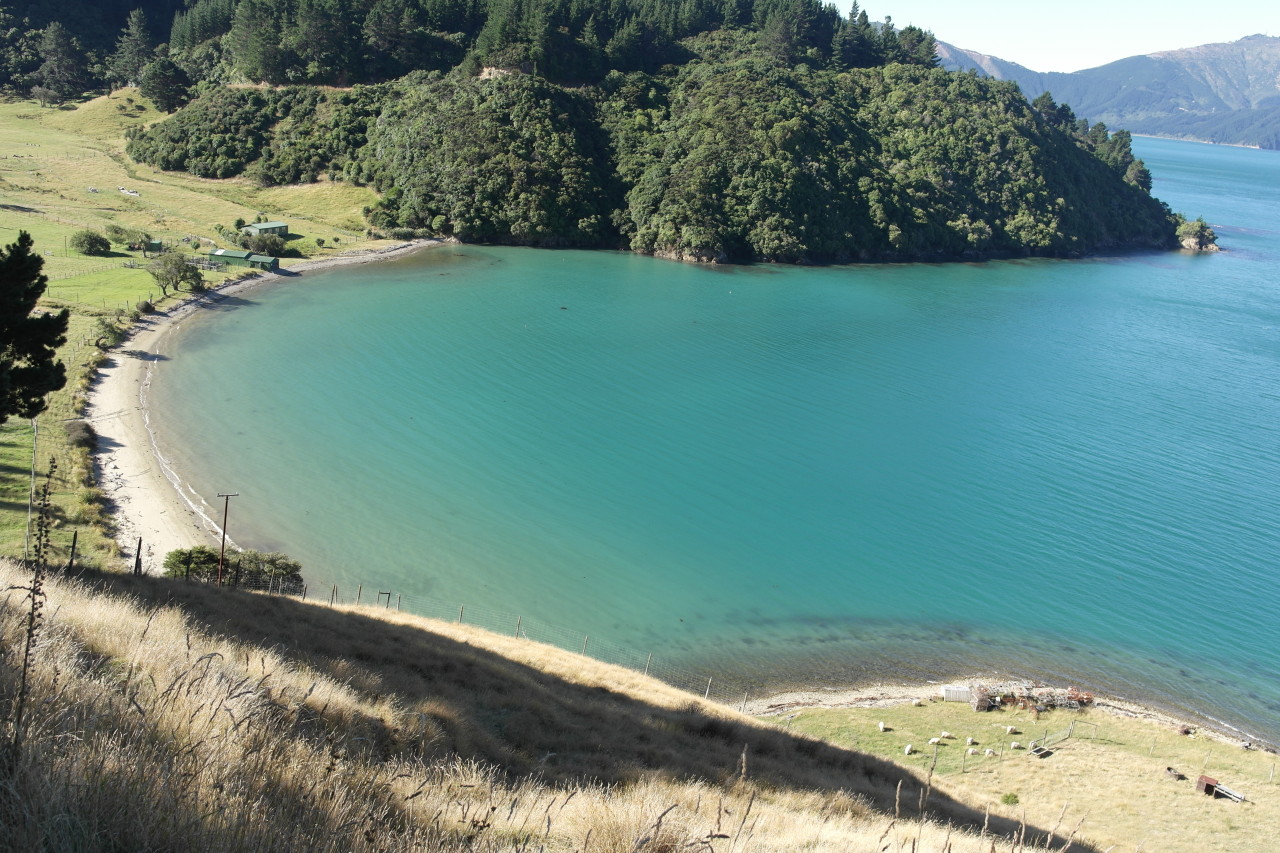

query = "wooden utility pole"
[[216, 492, 238, 584]]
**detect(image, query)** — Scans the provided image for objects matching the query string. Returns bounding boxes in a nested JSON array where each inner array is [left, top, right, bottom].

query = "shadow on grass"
[[81, 570, 1098, 850]]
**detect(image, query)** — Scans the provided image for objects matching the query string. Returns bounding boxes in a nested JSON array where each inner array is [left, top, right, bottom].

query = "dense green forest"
[[2, 0, 933, 94], [6, 0, 1191, 261]]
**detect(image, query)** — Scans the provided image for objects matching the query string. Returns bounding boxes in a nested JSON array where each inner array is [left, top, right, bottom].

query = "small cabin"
[[241, 221, 288, 237], [208, 248, 279, 271]]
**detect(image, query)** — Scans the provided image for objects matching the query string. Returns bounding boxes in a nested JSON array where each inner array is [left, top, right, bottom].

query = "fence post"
[[330, 584, 336, 606], [582, 635, 589, 655], [458, 604, 464, 624], [644, 652, 652, 677], [704, 677, 712, 700], [397, 593, 401, 611], [515, 615, 522, 637], [356, 584, 362, 605]]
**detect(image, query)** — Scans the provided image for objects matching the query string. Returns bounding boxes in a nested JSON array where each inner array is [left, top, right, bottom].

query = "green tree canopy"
[[147, 251, 204, 297], [139, 55, 191, 112], [0, 232, 70, 425], [69, 229, 111, 256], [34, 22, 88, 102], [106, 8, 155, 86]]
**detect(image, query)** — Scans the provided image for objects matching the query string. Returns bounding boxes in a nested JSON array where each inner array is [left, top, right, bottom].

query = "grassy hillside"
[[1, 559, 1084, 852], [0, 91, 390, 568], [4, 559, 1277, 851], [777, 702, 1280, 852]]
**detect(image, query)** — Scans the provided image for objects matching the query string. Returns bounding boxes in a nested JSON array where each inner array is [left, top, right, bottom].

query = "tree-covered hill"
[[8, 0, 1192, 262], [126, 25, 1184, 263]]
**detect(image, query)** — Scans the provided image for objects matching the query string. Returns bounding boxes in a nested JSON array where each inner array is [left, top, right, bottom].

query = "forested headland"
[[3, 0, 1205, 262]]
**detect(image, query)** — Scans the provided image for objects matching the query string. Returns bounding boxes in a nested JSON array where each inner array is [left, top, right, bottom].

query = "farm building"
[[208, 248, 279, 270], [241, 221, 288, 236]]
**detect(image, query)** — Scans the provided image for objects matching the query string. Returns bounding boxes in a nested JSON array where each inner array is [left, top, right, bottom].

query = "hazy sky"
[[847, 1, 1278, 72]]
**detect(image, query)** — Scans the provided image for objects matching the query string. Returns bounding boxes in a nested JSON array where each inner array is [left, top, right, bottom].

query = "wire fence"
[[215, 572, 756, 709]]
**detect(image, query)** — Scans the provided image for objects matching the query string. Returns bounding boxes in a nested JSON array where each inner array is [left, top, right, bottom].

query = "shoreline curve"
[[82, 237, 1273, 752], [87, 239, 446, 572]]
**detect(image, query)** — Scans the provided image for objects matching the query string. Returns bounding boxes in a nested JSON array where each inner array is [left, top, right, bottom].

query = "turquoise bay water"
[[149, 137, 1280, 740]]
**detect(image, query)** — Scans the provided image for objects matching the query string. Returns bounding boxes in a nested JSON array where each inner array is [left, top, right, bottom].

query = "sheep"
[[904, 744, 914, 755], [911, 698, 924, 707], [928, 737, 941, 745], [1010, 741, 1023, 750], [984, 748, 996, 756], [1005, 726, 1019, 735], [967, 748, 978, 755], [965, 736, 976, 746], [939, 731, 954, 739], [878, 721, 887, 732]]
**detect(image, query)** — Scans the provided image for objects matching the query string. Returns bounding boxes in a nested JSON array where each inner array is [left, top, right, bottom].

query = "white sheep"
[[939, 731, 954, 739], [1005, 725, 1018, 735], [966, 748, 978, 755], [878, 721, 887, 732], [904, 744, 914, 755], [965, 736, 975, 746], [1010, 741, 1023, 750], [984, 748, 996, 756], [928, 737, 941, 745], [912, 698, 924, 706]]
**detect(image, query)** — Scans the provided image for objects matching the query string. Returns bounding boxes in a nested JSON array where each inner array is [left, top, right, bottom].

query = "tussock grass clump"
[[0, 561, 1085, 851], [63, 419, 96, 450]]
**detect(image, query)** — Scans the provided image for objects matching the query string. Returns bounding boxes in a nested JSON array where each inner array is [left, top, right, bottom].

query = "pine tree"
[[106, 9, 155, 86], [140, 55, 191, 112], [34, 22, 88, 103], [0, 232, 69, 425]]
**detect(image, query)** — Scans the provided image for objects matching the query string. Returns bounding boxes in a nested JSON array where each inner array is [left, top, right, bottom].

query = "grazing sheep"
[[928, 737, 941, 745], [939, 731, 954, 739], [984, 748, 996, 756], [967, 748, 978, 755], [878, 721, 887, 732], [966, 736, 975, 746], [1010, 741, 1023, 750], [912, 698, 924, 706], [1005, 726, 1019, 735], [904, 744, 914, 755]]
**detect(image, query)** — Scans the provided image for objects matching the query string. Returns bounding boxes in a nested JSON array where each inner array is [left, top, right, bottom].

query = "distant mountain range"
[[936, 35, 1280, 149]]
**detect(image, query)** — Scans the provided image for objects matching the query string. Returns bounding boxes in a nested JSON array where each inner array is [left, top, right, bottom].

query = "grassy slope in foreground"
[[3, 559, 1072, 852], [4, 560, 1279, 852], [0, 91, 389, 568]]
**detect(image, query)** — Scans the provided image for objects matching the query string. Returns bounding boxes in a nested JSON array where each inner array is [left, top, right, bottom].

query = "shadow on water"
[[79, 570, 1099, 850]]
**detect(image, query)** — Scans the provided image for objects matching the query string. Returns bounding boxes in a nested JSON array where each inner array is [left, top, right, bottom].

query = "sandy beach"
[[87, 239, 445, 575]]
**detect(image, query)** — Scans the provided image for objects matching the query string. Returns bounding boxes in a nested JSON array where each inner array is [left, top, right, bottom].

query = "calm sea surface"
[[149, 137, 1280, 740]]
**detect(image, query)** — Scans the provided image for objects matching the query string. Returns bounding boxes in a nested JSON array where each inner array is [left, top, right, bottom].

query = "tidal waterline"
[[148, 138, 1280, 740]]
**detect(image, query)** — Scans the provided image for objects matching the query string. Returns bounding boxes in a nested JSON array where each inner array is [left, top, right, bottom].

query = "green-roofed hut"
[[241, 221, 289, 237], [209, 248, 279, 270]]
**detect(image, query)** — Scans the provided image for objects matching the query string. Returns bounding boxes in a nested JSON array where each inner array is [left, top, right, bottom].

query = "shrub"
[[69, 230, 111, 256], [136, 300, 154, 313], [246, 233, 285, 256], [1000, 793, 1020, 805], [64, 420, 97, 449], [163, 545, 221, 580]]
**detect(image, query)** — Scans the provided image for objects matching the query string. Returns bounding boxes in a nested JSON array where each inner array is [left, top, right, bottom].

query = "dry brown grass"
[[0, 560, 1091, 852]]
